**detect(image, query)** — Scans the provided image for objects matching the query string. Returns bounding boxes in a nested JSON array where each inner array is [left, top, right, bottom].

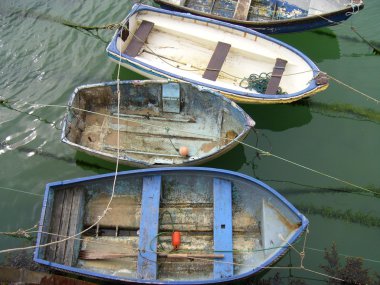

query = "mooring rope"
[[1, 99, 378, 195], [0, 26, 126, 257]]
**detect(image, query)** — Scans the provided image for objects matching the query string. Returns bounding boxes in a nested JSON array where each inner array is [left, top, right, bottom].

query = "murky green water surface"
[[0, 0, 379, 282]]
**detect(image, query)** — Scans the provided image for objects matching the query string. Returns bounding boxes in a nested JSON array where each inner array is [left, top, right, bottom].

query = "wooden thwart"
[[137, 176, 162, 280], [233, 0, 253, 20], [213, 178, 233, 279], [265, 58, 287, 95], [203, 42, 231, 81], [124, 20, 154, 57]]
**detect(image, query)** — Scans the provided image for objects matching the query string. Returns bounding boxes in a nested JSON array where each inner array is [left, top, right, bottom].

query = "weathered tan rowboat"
[[61, 80, 254, 167]]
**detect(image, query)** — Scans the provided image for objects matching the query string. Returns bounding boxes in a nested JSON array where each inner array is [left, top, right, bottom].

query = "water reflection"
[[112, 65, 146, 81], [274, 28, 341, 62], [75, 151, 133, 173], [242, 102, 312, 131]]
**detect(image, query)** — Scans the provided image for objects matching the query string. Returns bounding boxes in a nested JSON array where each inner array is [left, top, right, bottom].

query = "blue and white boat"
[[106, 4, 328, 104], [34, 167, 308, 284], [154, 0, 364, 34]]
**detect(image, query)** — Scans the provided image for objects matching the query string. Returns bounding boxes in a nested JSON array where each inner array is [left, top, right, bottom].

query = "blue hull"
[[156, 1, 364, 34], [34, 167, 308, 284]]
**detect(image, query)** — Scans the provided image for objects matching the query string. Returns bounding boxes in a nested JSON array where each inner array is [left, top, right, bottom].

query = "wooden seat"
[[124, 20, 155, 57], [203, 42, 231, 81], [265, 58, 288, 95], [137, 175, 162, 280], [213, 178, 233, 279], [233, 0, 253, 20]]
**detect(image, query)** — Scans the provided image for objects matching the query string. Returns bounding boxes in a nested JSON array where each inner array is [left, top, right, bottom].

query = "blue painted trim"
[[137, 176, 162, 280], [106, 4, 321, 100], [213, 178, 233, 279], [33, 183, 51, 261], [35, 167, 309, 284], [156, 1, 364, 34]]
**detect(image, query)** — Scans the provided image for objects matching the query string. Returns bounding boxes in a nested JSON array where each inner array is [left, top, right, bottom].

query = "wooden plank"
[[78, 234, 259, 278], [84, 195, 141, 229], [233, 0, 253, 20], [265, 58, 288, 95], [84, 196, 258, 232], [124, 20, 154, 57], [213, 178, 233, 279], [55, 189, 75, 264], [203, 42, 231, 81], [64, 188, 85, 266], [137, 176, 162, 280], [45, 189, 66, 262]]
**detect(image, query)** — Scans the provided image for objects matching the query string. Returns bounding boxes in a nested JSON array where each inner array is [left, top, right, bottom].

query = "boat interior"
[[115, 9, 315, 95], [37, 171, 302, 281], [160, 0, 355, 20], [64, 82, 247, 166]]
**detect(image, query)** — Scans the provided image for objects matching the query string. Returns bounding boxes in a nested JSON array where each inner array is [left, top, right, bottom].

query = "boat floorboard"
[[78, 112, 230, 161], [45, 188, 84, 265], [78, 233, 261, 280]]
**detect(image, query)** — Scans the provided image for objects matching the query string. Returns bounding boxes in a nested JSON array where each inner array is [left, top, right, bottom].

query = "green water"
[[0, 0, 379, 282]]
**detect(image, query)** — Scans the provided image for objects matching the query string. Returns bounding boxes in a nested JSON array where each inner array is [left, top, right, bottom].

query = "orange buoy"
[[179, 146, 189, 157], [172, 231, 181, 249]]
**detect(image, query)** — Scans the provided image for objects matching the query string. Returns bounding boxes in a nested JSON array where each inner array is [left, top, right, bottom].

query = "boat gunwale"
[[106, 4, 324, 101], [34, 167, 309, 284], [60, 80, 254, 167], [153, 0, 364, 27]]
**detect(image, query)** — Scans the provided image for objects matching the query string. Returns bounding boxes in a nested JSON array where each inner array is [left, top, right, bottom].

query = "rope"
[[314, 8, 380, 55], [327, 74, 379, 104], [1, 224, 378, 283], [240, 72, 286, 94], [1, 100, 377, 195], [237, 140, 377, 195], [0, 26, 127, 257], [0, 186, 43, 197]]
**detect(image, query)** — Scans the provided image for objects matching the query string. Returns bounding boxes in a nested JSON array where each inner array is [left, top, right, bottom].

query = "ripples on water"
[[0, 0, 379, 279]]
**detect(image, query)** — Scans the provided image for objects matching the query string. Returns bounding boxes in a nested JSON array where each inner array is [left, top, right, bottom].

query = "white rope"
[[0, 28, 126, 257], [1, 99, 377, 195]]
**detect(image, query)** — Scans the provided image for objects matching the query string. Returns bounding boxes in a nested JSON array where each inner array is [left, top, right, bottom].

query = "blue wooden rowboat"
[[106, 4, 329, 104], [61, 80, 254, 167], [154, 0, 364, 34], [34, 167, 308, 284]]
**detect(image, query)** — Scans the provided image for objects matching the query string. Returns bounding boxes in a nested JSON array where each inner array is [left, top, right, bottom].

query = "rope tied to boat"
[[239, 72, 286, 95], [346, 1, 361, 16]]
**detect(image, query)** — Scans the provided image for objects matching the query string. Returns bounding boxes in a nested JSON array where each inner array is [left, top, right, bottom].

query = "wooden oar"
[[79, 250, 224, 260]]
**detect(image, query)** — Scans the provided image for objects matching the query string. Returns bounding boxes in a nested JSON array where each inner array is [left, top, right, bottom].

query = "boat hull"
[[34, 167, 309, 284], [106, 5, 329, 104], [61, 80, 254, 167], [155, 0, 364, 34]]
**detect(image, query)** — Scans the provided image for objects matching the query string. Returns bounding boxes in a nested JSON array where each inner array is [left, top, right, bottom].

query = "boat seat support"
[[265, 58, 287, 95], [137, 175, 162, 280], [124, 20, 155, 57], [203, 42, 231, 81], [233, 0, 253, 20], [213, 178, 233, 279]]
